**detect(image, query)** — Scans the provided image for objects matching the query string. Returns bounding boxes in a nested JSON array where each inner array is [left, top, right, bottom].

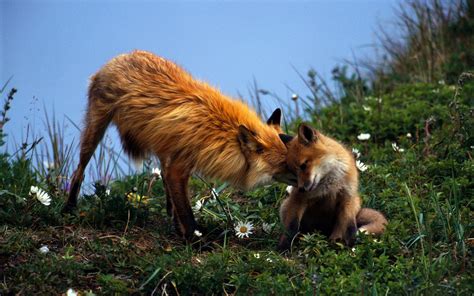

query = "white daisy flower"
[[253, 253, 260, 259], [152, 167, 161, 177], [406, 133, 412, 138], [66, 288, 78, 296], [352, 148, 361, 159], [234, 221, 254, 238], [362, 105, 371, 111], [193, 199, 203, 212], [29, 186, 39, 195], [262, 222, 272, 234], [356, 160, 369, 172], [357, 133, 371, 141], [392, 142, 405, 152], [36, 189, 51, 206], [39, 245, 49, 254], [194, 230, 202, 237], [30, 186, 51, 206]]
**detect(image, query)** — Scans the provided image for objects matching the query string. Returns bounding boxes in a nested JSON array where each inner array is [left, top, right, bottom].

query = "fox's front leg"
[[162, 161, 199, 240], [329, 192, 361, 246], [278, 192, 307, 251]]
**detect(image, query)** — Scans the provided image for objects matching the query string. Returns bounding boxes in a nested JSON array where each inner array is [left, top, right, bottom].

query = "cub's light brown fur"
[[278, 124, 387, 250], [65, 50, 295, 239]]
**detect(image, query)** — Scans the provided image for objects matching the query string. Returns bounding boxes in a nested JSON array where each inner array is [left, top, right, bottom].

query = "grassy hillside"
[[1, 76, 472, 295]]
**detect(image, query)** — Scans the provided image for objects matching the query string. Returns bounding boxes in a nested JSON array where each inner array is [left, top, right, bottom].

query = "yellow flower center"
[[239, 226, 248, 233]]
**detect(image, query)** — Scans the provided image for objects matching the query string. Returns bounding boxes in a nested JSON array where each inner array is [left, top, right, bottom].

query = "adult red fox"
[[278, 123, 387, 250], [65, 50, 296, 239]]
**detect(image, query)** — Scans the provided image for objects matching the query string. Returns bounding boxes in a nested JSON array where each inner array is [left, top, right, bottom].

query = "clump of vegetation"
[[1, 0, 473, 294]]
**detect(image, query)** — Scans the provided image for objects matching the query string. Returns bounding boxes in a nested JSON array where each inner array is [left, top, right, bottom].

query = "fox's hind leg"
[[162, 160, 199, 240], [64, 98, 112, 212], [160, 158, 174, 217]]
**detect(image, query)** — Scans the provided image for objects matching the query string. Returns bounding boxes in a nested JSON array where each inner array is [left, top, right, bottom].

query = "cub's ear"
[[266, 108, 282, 127], [238, 125, 264, 154], [298, 123, 318, 145], [279, 133, 294, 146]]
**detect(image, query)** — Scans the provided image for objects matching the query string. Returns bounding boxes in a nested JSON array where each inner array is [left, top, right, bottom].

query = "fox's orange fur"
[[278, 124, 387, 250], [65, 50, 295, 239]]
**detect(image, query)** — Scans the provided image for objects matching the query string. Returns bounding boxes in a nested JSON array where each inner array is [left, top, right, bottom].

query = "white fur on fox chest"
[[307, 156, 350, 197]]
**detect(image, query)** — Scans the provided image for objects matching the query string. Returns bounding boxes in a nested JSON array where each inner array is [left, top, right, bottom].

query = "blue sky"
[[1, 0, 397, 162]]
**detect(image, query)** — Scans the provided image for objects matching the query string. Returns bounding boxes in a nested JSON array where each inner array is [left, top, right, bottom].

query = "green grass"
[[0, 77, 472, 295]]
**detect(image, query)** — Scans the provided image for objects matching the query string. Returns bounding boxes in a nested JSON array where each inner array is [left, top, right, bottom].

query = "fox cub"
[[65, 50, 296, 240], [278, 123, 387, 250]]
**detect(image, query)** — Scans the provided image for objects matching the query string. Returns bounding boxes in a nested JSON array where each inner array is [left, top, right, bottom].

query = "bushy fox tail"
[[356, 208, 388, 235]]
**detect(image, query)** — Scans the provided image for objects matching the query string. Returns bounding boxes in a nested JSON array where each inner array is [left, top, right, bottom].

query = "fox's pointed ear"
[[298, 123, 318, 145], [238, 125, 264, 154], [279, 133, 294, 146], [266, 108, 281, 126]]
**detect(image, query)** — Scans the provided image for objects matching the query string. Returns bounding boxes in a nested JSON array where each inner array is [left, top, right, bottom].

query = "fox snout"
[[298, 180, 314, 192]]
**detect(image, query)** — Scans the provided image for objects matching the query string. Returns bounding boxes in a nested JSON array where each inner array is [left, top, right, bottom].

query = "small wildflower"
[[194, 230, 202, 237], [406, 133, 412, 138], [253, 253, 260, 259], [43, 160, 55, 170], [262, 222, 272, 233], [392, 142, 405, 152], [362, 105, 371, 111], [127, 192, 150, 206], [29, 186, 38, 195], [234, 221, 254, 238], [105, 189, 110, 196], [356, 160, 368, 172], [152, 167, 161, 177], [30, 186, 51, 206], [193, 199, 204, 212], [351, 247, 356, 252], [285, 185, 293, 195], [66, 288, 78, 296], [39, 245, 49, 254], [352, 148, 361, 159], [357, 133, 371, 141], [266, 258, 273, 263]]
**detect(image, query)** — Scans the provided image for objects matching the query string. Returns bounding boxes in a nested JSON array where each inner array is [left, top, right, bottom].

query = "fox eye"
[[299, 163, 307, 171]]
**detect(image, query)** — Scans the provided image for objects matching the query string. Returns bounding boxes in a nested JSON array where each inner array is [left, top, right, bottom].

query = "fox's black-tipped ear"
[[298, 123, 318, 145], [266, 108, 282, 126], [238, 125, 264, 154], [279, 133, 294, 146]]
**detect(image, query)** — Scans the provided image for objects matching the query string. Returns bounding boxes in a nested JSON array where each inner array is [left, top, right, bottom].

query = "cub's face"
[[287, 124, 330, 192]]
